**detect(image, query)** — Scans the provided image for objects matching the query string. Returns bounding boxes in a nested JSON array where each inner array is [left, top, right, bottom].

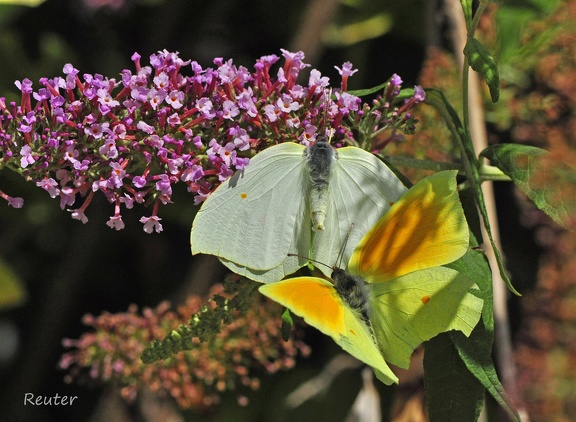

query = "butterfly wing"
[[259, 277, 399, 385], [191, 143, 311, 282], [369, 266, 484, 368], [347, 170, 469, 282], [312, 147, 407, 278]]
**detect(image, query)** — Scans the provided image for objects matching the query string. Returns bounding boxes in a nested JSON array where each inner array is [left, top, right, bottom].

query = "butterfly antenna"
[[287, 253, 332, 271], [335, 224, 354, 268]]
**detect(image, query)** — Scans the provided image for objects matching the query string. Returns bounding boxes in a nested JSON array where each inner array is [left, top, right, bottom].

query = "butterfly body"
[[305, 136, 337, 231]]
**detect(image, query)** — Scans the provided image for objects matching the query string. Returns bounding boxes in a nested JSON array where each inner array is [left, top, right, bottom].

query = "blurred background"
[[0, 0, 573, 421]]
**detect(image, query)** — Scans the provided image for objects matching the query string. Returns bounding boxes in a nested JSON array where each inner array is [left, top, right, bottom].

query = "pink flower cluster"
[[0, 49, 424, 233], [59, 284, 310, 410]]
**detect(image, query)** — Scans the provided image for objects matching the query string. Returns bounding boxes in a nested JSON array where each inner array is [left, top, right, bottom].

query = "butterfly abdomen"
[[306, 137, 337, 231]]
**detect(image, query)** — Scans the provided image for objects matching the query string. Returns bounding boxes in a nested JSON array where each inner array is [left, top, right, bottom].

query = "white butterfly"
[[190, 139, 407, 283]]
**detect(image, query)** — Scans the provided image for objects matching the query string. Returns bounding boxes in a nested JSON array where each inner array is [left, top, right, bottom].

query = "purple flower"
[[59, 187, 76, 209], [308, 69, 329, 89], [15, 78, 33, 94], [132, 176, 147, 188], [155, 174, 172, 195], [37, 178, 60, 198], [1, 49, 421, 232], [277, 94, 301, 113], [181, 164, 205, 183], [20, 145, 36, 168], [70, 209, 88, 223], [148, 88, 167, 110], [140, 216, 163, 234], [334, 62, 358, 78], [166, 90, 184, 109], [8, 197, 24, 208], [196, 98, 216, 119], [85, 122, 110, 139], [222, 100, 239, 120], [153, 72, 170, 90], [109, 162, 126, 188], [136, 121, 155, 134], [106, 215, 125, 231], [413, 85, 426, 102], [99, 138, 119, 159]]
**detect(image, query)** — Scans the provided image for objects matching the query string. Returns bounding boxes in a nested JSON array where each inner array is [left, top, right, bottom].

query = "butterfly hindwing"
[[369, 266, 484, 368]]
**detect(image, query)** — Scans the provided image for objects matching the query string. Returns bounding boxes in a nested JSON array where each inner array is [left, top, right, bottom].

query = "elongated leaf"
[[448, 249, 519, 421], [349, 84, 414, 101], [464, 37, 500, 102], [459, 0, 473, 30], [424, 89, 519, 295], [451, 327, 519, 422], [481, 143, 576, 229], [424, 333, 484, 422], [281, 308, 294, 342]]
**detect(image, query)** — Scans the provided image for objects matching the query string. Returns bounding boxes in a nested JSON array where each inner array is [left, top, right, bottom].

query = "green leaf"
[[464, 37, 500, 103], [481, 143, 576, 229], [0, 257, 27, 310], [348, 83, 415, 101], [424, 333, 484, 422], [451, 326, 519, 422], [447, 249, 520, 421], [281, 308, 293, 342], [459, 0, 473, 30], [348, 81, 388, 97], [424, 89, 519, 295]]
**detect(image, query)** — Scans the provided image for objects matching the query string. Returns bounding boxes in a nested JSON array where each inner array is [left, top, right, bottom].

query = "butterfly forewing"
[[347, 170, 469, 283]]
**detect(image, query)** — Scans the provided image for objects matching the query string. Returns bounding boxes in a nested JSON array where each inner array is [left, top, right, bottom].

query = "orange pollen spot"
[[240, 193, 248, 199], [349, 329, 357, 336], [421, 295, 431, 304]]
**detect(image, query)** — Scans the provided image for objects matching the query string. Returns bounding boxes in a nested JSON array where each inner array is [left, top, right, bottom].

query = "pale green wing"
[[312, 147, 407, 277], [191, 143, 311, 282], [219, 256, 309, 284], [369, 266, 483, 369], [259, 277, 399, 385]]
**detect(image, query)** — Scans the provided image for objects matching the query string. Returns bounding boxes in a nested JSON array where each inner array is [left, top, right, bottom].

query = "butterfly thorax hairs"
[[331, 268, 372, 324], [305, 135, 337, 231]]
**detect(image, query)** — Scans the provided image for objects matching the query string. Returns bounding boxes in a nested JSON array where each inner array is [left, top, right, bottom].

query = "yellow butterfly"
[[259, 170, 484, 384]]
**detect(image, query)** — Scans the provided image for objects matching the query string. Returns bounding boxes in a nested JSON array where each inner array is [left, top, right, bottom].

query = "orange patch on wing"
[[259, 278, 346, 336], [240, 192, 248, 199], [348, 171, 468, 282], [421, 295, 431, 304]]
